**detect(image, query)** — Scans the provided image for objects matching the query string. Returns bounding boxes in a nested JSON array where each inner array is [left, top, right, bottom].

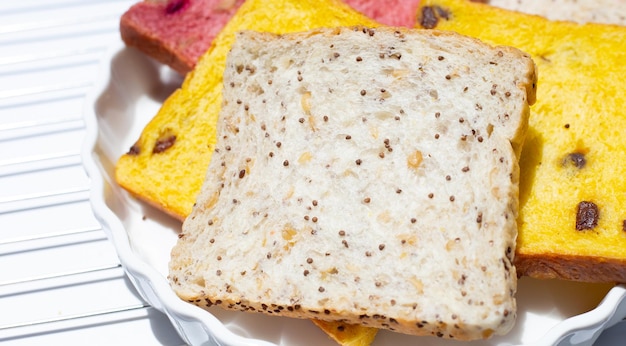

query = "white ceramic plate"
[[82, 37, 626, 346]]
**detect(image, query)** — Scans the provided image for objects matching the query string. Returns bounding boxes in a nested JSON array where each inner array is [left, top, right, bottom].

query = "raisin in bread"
[[116, 0, 381, 344], [418, 0, 626, 283], [120, 0, 421, 74], [169, 26, 537, 340]]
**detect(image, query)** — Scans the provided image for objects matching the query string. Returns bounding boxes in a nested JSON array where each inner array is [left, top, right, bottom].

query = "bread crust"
[[516, 254, 626, 283], [120, 10, 194, 74]]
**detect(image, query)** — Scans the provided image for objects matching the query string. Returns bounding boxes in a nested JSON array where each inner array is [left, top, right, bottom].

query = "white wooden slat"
[[0, 1, 184, 344]]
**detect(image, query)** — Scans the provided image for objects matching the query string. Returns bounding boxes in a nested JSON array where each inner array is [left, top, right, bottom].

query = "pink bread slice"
[[120, 0, 421, 74]]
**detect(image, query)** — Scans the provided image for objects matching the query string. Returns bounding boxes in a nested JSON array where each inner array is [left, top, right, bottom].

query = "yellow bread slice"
[[115, 0, 379, 344], [417, 0, 626, 283]]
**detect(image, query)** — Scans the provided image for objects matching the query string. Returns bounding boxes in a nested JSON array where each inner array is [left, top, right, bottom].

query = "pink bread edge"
[[119, 0, 421, 74]]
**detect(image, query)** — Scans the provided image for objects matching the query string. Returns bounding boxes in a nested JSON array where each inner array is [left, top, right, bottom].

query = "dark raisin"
[[564, 152, 586, 169], [420, 6, 439, 29], [576, 201, 599, 230], [420, 5, 449, 29], [127, 143, 141, 155], [153, 135, 176, 153]]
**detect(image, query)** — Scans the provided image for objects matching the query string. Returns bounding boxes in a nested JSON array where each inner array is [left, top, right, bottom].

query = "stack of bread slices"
[[114, 0, 626, 344]]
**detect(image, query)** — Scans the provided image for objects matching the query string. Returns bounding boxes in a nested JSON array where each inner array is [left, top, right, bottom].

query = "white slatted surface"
[[0, 1, 183, 345]]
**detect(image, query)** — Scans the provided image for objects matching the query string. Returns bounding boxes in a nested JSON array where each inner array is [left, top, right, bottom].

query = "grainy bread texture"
[[418, 0, 626, 283], [120, 0, 421, 74], [483, 0, 626, 25], [117, 1, 381, 344], [169, 27, 537, 340]]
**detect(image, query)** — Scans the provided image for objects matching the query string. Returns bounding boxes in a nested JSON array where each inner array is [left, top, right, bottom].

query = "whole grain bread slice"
[[169, 26, 537, 340]]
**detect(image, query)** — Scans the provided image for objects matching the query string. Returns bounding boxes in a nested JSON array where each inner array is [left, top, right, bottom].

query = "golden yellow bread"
[[417, 0, 626, 283], [115, 0, 380, 344]]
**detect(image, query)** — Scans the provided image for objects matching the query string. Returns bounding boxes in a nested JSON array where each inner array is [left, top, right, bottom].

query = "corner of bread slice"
[[169, 26, 536, 340]]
